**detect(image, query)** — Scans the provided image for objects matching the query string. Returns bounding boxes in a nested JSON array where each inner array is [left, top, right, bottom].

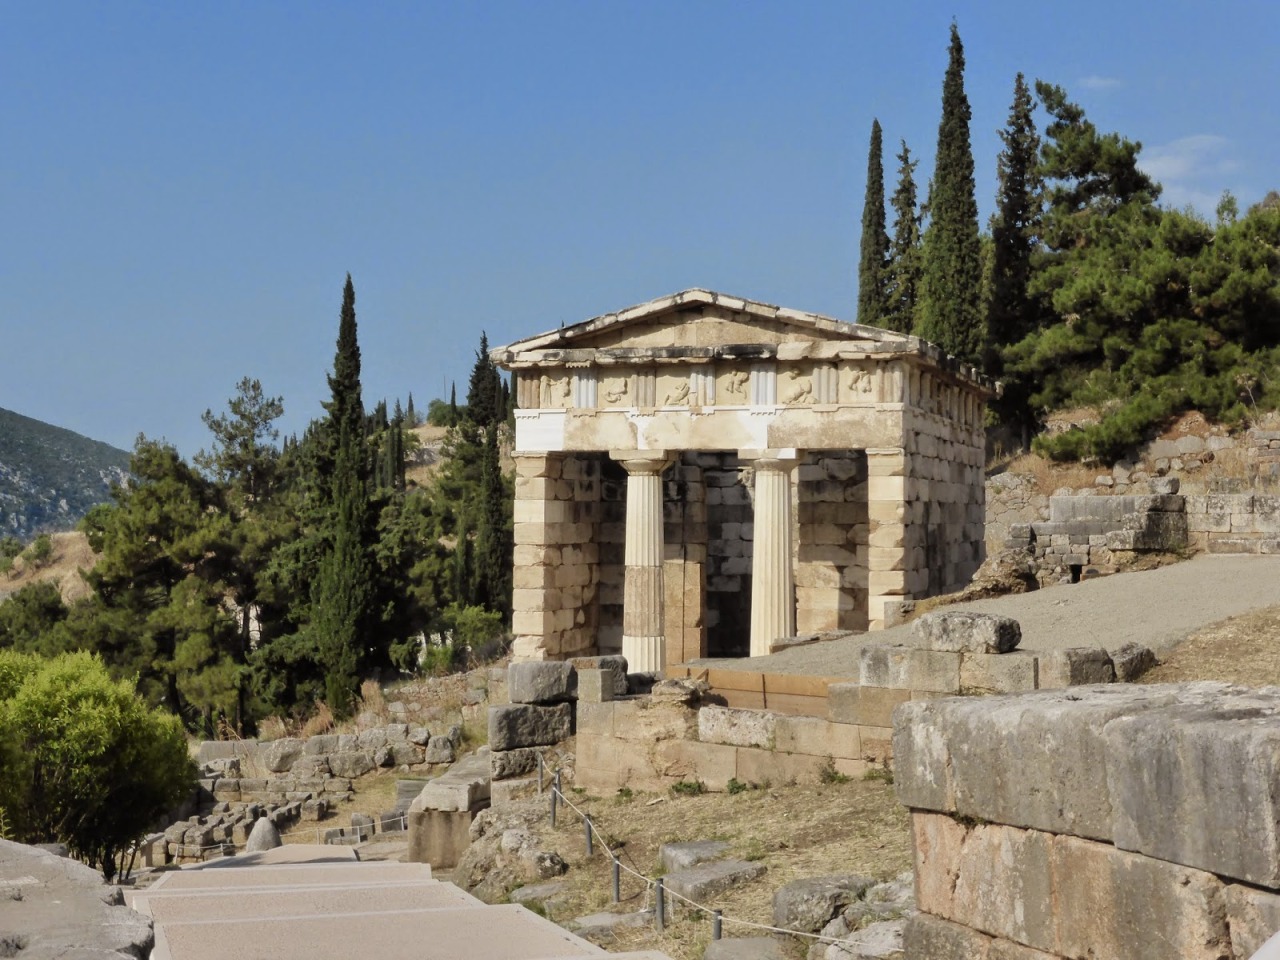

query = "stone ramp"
[[129, 855, 673, 960]]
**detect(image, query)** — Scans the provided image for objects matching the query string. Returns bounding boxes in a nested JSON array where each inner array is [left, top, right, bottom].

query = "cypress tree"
[[884, 140, 922, 334], [917, 23, 984, 365], [472, 422, 511, 619], [988, 73, 1043, 362], [857, 119, 890, 326], [311, 275, 376, 718], [448, 383, 458, 426], [466, 333, 501, 430]]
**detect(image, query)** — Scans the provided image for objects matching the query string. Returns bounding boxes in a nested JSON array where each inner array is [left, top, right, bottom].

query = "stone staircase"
[[125, 848, 672, 960]]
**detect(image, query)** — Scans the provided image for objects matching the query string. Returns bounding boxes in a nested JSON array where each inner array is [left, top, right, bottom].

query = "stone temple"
[[492, 289, 992, 669]]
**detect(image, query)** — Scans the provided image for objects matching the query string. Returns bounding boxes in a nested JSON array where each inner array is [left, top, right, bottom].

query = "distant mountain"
[[0, 407, 131, 541]]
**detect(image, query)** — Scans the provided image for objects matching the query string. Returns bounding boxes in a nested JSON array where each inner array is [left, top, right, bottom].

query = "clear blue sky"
[[2, 1, 1275, 457]]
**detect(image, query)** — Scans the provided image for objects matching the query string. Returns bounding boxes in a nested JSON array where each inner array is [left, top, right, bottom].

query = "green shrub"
[[669, 779, 705, 797], [726, 778, 748, 795], [818, 756, 852, 785], [0, 651, 195, 878]]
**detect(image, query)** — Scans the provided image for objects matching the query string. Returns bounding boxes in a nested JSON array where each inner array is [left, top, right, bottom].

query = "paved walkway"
[[127, 848, 672, 960], [689, 555, 1280, 677]]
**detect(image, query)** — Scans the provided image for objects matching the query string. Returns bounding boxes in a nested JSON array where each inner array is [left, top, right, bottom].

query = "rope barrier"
[[546, 780, 858, 945]]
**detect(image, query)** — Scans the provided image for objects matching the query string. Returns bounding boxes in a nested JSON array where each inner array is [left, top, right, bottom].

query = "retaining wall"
[[894, 683, 1280, 959]]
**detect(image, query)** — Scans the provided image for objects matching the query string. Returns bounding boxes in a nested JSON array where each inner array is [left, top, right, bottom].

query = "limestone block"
[[610, 698, 698, 742], [912, 612, 1021, 654], [1110, 643, 1157, 682], [950, 824, 1055, 949], [575, 668, 616, 703], [260, 737, 304, 773], [567, 655, 628, 695], [1051, 833, 1229, 960], [828, 684, 912, 728], [698, 704, 777, 748], [488, 703, 573, 751], [902, 914, 994, 959], [652, 739, 736, 789], [859, 645, 961, 694], [1225, 884, 1280, 959], [490, 747, 550, 780], [892, 686, 1190, 839], [1103, 693, 1280, 886], [735, 746, 825, 785], [1038, 648, 1115, 688], [774, 716, 860, 761], [960, 651, 1039, 695], [328, 751, 376, 779], [662, 858, 766, 902], [508, 661, 576, 704], [661, 840, 732, 872], [771, 875, 875, 934], [911, 812, 968, 918], [575, 701, 616, 737]]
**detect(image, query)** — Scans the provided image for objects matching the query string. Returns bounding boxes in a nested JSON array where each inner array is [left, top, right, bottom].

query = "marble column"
[[744, 450, 798, 657], [612, 451, 673, 672]]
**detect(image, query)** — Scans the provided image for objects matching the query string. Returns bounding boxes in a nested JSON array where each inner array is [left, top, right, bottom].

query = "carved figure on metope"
[[539, 375, 553, 406], [724, 369, 749, 399], [560, 377, 573, 399], [782, 369, 814, 404], [604, 379, 629, 404], [848, 370, 873, 396], [664, 380, 691, 406]]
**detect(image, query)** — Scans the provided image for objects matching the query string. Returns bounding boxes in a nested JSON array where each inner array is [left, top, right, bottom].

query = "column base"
[[622, 635, 665, 673]]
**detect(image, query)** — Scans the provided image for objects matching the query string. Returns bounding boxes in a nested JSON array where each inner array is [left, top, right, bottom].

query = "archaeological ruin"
[[492, 289, 994, 669]]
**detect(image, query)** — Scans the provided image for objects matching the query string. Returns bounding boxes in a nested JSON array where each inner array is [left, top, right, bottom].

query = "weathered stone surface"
[[424, 735, 455, 764], [508, 878, 571, 914], [912, 612, 1021, 654], [860, 645, 961, 693], [490, 747, 546, 781], [650, 677, 708, 704], [411, 749, 492, 813], [950, 824, 1055, 948], [902, 914, 993, 959], [816, 919, 904, 959], [389, 742, 426, 766], [328, 751, 375, 779], [1051, 832, 1230, 960], [659, 840, 731, 872], [828, 683, 911, 728], [488, 703, 573, 751], [1103, 692, 1280, 886], [959, 650, 1038, 695], [772, 875, 875, 934], [703, 937, 789, 960], [1037, 647, 1115, 688], [245, 817, 282, 852], [663, 859, 766, 902], [568, 654, 629, 696], [304, 734, 339, 755], [1110, 642, 1157, 682], [575, 668, 617, 703], [508, 660, 576, 704], [569, 909, 655, 942], [698, 705, 777, 748], [260, 737, 304, 773], [289, 754, 331, 778], [1225, 883, 1280, 959]]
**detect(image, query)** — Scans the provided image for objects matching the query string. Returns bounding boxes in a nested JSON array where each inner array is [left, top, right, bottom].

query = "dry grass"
[[1140, 604, 1280, 687], [521, 778, 910, 960], [990, 451, 1101, 497], [1, 531, 96, 603]]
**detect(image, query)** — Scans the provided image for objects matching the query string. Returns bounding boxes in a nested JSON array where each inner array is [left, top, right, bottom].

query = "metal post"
[[712, 910, 722, 940], [537, 754, 544, 795], [550, 780, 558, 827], [655, 878, 665, 932], [584, 816, 593, 857], [611, 858, 621, 903]]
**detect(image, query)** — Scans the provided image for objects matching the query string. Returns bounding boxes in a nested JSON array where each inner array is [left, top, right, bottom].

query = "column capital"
[[609, 450, 673, 475], [738, 449, 799, 470]]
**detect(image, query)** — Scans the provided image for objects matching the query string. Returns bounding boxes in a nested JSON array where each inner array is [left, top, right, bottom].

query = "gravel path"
[[688, 555, 1280, 678]]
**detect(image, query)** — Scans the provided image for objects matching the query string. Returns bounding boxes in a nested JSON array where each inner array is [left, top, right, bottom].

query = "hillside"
[[0, 407, 131, 540]]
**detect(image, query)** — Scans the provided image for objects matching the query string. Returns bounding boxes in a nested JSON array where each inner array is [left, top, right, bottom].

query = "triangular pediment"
[[493, 289, 913, 360]]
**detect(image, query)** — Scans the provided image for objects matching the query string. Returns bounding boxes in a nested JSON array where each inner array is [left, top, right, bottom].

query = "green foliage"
[[726, 778, 748, 795], [0, 581, 69, 655], [22, 534, 53, 570], [0, 537, 22, 561], [857, 119, 890, 326], [917, 23, 984, 365], [862, 765, 894, 785], [883, 140, 922, 334], [0, 651, 194, 879], [670, 779, 706, 797], [818, 756, 852, 784]]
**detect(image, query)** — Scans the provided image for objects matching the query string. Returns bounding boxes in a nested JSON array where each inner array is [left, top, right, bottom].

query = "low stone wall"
[[1186, 487, 1280, 554], [893, 683, 1280, 959], [194, 722, 463, 805]]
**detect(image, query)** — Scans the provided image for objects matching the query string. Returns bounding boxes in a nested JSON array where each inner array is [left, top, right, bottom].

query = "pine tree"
[[857, 119, 890, 326], [310, 275, 376, 718], [884, 140, 922, 334], [988, 73, 1042, 365], [917, 23, 984, 365]]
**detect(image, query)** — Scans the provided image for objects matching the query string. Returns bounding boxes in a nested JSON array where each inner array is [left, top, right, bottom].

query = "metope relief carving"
[[720, 368, 749, 403], [781, 368, 815, 404], [603, 375, 630, 405]]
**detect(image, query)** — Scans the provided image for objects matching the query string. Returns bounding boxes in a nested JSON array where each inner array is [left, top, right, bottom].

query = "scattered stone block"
[[1110, 643, 1157, 682], [508, 661, 576, 704], [328, 751, 375, 779], [772, 875, 875, 934], [425, 735, 455, 764], [575, 668, 616, 703], [912, 612, 1021, 653], [960, 650, 1038, 695], [245, 818, 281, 852], [569, 909, 655, 942], [663, 859, 766, 902], [828, 684, 911, 728], [1038, 648, 1115, 688], [659, 840, 731, 872], [703, 937, 789, 960], [508, 878, 570, 915], [860, 645, 961, 694], [488, 703, 573, 751]]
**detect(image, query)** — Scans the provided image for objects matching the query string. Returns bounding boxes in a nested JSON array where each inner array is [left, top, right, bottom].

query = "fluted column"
[[612, 451, 673, 672], [744, 450, 797, 657]]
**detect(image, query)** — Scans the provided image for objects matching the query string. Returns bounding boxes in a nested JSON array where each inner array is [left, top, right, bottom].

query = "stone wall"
[[894, 683, 1280, 959], [796, 451, 869, 635]]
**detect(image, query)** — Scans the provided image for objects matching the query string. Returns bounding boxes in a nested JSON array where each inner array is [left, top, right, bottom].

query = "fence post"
[[550, 780, 558, 827], [655, 878, 665, 932], [584, 815, 594, 857], [712, 910, 722, 940], [611, 857, 620, 903], [537, 753, 544, 795]]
